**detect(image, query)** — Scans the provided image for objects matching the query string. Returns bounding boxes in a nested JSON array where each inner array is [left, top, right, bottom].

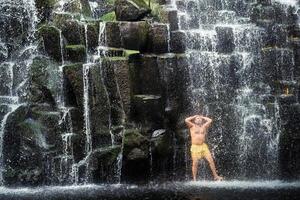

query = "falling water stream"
[[169, 0, 299, 179]]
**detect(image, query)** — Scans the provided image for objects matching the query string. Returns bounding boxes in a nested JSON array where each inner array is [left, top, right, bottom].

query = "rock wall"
[[0, 0, 299, 186]]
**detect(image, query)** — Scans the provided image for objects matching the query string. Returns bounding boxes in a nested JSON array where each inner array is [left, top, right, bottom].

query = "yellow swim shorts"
[[190, 143, 210, 160]]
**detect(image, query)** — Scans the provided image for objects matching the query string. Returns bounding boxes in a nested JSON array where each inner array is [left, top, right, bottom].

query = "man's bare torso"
[[189, 125, 207, 145]]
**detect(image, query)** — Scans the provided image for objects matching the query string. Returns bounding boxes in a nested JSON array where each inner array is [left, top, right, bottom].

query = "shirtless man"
[[185, 115, 223, 181]]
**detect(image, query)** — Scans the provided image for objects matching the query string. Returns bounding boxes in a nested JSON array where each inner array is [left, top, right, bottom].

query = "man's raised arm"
[[201, 116, 213, 129], [185, 115, 198, 128]]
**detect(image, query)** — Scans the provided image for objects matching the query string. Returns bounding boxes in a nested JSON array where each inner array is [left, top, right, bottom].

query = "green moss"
[[108, 0, 116, 4], [101, 11, 116, 21], [92, 146, 121, 164], [124, 50, 140, 57], [80, 0, 93, 18], [65, 44, 85, 50], [38, 25, 59, 36], [140, 0, 162, 21], [104, 56, 128, 61], [124, 129, 147, 147]]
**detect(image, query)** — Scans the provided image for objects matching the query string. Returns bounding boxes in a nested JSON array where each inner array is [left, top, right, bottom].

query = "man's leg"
[[192, 157, 198, 181], [204, 151, 223, 181]]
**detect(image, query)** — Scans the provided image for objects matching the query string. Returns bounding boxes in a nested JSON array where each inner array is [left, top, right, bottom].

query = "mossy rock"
[[63, 63, 84, 108], [115, 0, 151, 21], [65, 45, 87, 62], [28, 56, 60, 106], [80, 0, 93, 17], [85, 22, 100, 51], [88, 145, 121, 183], [52, 12, 74, 28], [119, 21, 150, 51], [2, 105, 44, 186], [123, 129, 148, 151], [59, 20, 85, 45], [90, 146, 121, 166], [38, 25, 63, 62]]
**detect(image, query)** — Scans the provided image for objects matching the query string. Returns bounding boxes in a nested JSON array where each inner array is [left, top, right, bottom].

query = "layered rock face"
[[172, 0, 300, 179], [0, 0, 299, 187]]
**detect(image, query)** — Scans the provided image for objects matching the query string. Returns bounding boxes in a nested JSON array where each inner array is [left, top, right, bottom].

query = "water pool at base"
[[0, 180, 299, 200]]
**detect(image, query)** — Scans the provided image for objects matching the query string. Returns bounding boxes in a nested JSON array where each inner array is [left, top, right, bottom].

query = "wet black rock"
[[64, 63, 84, 109], [121, 129, 150, 182], [2, 105, 63, 186], [170, 31, 186, 53], [119, 21, 149, 51], [59, 20, 85, 45], [131, 95, 164, 128], [88, 64, 113, 148], [38, 25, 64, 62], [35, 0, 56, 22], [65, 45, 87, 63], [88, 146, 121, 183], [146, 23, 169, 53], [216, 26, 235, 54], [115, 0, 151, 21], [106, 21, 150, 51]]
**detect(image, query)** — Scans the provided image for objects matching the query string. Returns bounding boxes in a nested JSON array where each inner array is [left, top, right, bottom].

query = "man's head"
[[194, 116, 204, 125]]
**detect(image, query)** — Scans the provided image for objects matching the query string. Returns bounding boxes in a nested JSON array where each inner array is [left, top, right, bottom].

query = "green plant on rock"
[[101, 11, 116, 21], [143, 0, 162, 20]]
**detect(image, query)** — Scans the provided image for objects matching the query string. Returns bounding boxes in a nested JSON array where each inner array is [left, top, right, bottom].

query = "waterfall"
[[84, 24, 90, 63], [0, 0, 38, 185], [0, 105, 21, 184], [171, 0, 293, 179], [83, 64, 92, 154], [116, 127, 125, 183]]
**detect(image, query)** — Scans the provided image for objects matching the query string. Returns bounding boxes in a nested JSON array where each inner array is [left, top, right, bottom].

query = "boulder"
[[121, 129, 149, 182], [88, 146, 121, 183], [115, 0, 151, 21]]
